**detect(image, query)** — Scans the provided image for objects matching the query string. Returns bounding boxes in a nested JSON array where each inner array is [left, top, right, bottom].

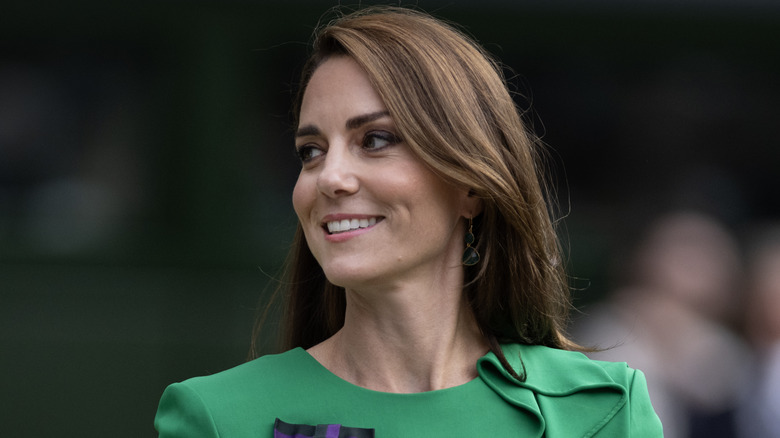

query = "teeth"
[[326, 217, 379, 234]]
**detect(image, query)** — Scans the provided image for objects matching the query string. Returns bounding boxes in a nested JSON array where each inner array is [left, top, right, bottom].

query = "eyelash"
[[362, 130, 400, 150], [296, 145, 322, 163], [296, 130, 401, 164]]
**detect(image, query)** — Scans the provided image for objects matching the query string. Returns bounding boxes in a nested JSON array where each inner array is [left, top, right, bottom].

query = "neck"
[[307, 277, 488, 393]]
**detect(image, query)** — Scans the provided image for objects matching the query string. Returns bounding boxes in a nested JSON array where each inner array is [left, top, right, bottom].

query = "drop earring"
[[462, 217, 480, 266]]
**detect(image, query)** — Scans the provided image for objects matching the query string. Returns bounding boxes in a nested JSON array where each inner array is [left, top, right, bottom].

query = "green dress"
[[154, 344, 663, 437]]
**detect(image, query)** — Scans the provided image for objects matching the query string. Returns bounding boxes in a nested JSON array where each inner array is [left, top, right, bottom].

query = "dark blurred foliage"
[[1, 1, 778, 436]]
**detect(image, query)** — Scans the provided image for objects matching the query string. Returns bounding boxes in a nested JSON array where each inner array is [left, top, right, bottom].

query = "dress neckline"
[[292, 347, 484, 397]]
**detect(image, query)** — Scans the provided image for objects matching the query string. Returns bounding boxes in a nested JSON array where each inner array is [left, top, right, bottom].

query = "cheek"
[[417, 175, 468, 217], [291, 175, 313, 220]]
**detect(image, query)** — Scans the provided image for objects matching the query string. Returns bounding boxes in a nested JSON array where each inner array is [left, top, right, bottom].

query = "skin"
[[292, 56, 486, 393]]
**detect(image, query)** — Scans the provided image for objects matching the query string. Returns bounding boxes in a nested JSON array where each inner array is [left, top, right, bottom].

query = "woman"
[[155, 6, 662, 437]]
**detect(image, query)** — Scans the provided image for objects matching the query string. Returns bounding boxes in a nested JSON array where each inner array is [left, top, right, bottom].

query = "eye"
[[296, 144, 324, 163], [362, 131, 400, 151]]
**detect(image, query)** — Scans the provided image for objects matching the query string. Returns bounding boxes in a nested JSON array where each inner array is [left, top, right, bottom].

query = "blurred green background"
[[1, 1, 778, 436]]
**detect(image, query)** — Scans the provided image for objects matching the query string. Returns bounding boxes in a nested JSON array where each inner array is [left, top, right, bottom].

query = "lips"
[[325, 217, 380, 234]]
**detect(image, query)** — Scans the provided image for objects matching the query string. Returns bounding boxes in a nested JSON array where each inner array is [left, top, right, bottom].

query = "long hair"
[[250, 6, 578, 367]]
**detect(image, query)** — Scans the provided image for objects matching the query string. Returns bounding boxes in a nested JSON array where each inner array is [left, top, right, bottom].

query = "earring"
[[462, 217, 480, 266]]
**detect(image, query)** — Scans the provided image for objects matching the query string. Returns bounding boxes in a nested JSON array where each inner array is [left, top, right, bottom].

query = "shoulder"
[[477, 344, 663, 437], [480, 343, 637, 391], [154, 349, 311, 437], [517, 344, 639, 390], [179, 348, 307, 397]]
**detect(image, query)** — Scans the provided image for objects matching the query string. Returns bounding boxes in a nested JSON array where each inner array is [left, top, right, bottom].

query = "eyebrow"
[[346, 110, 390, 130], [295, 125, 321, 138], [295, 110, 391, 138]]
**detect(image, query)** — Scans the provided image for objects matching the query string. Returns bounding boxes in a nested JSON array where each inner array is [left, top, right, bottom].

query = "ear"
[[462, 189, 483, 219]]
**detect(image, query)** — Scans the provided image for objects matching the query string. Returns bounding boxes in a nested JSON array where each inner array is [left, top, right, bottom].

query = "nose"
[[316, 143, 359, 198]]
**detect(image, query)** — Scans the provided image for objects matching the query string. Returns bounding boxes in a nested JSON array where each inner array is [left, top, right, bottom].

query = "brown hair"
[[250, 6, 578, 370]]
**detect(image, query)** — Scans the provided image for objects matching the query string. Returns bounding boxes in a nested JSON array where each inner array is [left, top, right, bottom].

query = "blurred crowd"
[[574, 211, 780, 438]]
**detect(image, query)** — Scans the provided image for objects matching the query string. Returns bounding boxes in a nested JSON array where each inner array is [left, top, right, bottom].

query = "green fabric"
[[155, 344, 663, 437]]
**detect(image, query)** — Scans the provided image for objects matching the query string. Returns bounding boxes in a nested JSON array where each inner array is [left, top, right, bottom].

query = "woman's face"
[[292, 56, 475, 291]]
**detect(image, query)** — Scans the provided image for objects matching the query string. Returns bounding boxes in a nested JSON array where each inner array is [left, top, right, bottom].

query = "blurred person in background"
[[737, 225, 780, 437], [575, 211, 751, 438]]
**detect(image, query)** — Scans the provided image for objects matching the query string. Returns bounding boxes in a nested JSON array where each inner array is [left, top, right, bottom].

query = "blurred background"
[[1, 0, 778, 436]]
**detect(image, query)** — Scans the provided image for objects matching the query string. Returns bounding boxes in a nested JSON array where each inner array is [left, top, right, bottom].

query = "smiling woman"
[[154, 6, 662, 437], [292, 56, 476, 295]]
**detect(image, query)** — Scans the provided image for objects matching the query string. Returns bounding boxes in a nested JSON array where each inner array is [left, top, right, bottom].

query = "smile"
[[325, 217, 380, 234]]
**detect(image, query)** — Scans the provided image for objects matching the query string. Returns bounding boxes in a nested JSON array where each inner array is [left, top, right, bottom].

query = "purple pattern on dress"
[[325, 424, 341, 438], [274, 432, 309, 438], [273, 432, 345, 438], [274, 418, 373, 438]]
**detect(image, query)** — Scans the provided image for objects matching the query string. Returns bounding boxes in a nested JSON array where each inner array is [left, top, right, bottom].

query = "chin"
[[321, 264, 383, 290], [323, 271, 369, 290]]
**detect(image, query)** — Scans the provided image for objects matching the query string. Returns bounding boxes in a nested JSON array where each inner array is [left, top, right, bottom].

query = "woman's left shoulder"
[[484, 343, 641, 390], [478, 344, 664, 437], [523, 344, 642, 385]]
